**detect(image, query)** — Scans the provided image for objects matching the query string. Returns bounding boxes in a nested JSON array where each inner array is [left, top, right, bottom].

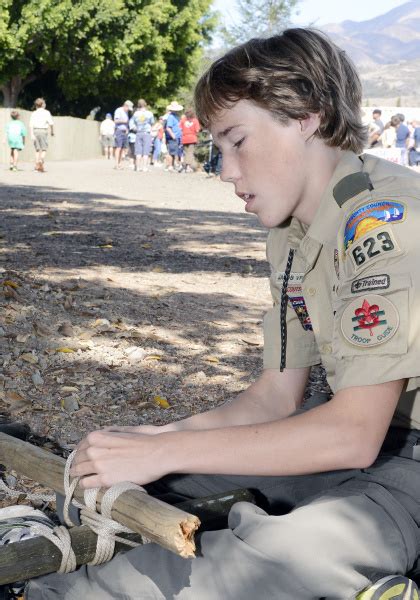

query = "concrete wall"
[[0, 108, 102, 164]]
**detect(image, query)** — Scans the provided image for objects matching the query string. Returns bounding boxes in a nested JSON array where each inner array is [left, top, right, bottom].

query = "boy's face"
[[210, 100, 313, 228]]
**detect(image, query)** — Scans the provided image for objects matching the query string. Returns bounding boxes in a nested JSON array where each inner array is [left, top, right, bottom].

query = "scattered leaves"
[[55, 347, 75, 353]]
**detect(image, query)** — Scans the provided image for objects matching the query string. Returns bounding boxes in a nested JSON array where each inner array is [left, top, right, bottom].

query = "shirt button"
[[322, 344, 332, 355], [307, 287, 316, 296]]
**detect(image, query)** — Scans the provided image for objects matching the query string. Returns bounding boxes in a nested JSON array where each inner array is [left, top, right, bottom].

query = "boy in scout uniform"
[[27, 29, 420, 600]]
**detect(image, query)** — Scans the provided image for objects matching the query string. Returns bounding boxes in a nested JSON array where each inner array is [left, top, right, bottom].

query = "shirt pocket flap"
[[332, 273, 411, 358]]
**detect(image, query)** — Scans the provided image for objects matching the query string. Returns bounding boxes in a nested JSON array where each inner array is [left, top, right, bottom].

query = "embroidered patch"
[[351, 274, 390, 294], [334, 249, 340, 279], [274, 272, 305, 286], [348, 225, 400, 272], [341, 294, 399, 347], [288, 295, 313, 331], [344, 201, 406, 250]]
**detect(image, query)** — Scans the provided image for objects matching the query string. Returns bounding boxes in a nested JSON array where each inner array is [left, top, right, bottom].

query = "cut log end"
[[178, 515, 201, 558]]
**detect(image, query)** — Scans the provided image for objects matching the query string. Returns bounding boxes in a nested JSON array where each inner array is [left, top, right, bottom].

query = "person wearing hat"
[[164, 100, 183, 171], [99, 113, 116, 160], [113, 100, 133, 169]]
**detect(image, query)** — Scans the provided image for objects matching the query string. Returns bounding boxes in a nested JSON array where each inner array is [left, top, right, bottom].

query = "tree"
[[0, 0, 216, 114], [222, 0, 300, 46]]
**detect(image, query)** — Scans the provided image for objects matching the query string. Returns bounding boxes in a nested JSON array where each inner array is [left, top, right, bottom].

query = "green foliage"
[[0, 0, 216, 115], [221, 0, 300, 46]]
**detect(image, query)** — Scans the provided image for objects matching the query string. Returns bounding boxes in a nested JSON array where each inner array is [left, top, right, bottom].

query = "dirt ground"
[[0, 157, 328, 503], [0, 158, 271, 442]]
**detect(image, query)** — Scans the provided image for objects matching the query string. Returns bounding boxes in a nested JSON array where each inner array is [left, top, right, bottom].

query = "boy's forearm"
[[162, 369, 308, 433]]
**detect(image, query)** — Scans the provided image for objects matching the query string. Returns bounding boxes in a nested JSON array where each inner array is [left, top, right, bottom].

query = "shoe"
[[38, 162, 45, 172], [12, 166, 17, 172], [357, 575, 419, 599]]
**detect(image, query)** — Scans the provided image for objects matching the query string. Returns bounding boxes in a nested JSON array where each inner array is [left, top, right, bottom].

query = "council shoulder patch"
[[341, 294, 399, 347], [344, 200, 406, 251]]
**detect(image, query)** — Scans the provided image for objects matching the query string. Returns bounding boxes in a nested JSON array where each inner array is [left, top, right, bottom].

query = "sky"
[[213, 0, 409, 27]]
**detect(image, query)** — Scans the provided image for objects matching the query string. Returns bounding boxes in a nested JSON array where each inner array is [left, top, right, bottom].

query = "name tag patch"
[[341, 294, 399, 347], [274, 272, 305, 286], [344, 200, 406, 250], [288, 295, 313, 331], [351, 274, 390, 294]]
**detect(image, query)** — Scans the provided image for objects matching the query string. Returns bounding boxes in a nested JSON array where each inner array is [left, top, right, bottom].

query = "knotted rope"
[[0, 449, 149, 573]]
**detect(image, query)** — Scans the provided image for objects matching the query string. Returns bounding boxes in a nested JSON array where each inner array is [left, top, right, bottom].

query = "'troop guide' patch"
[[341, 294, 399, 347]]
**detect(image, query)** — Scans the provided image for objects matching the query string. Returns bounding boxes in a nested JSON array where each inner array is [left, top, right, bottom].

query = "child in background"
[[6, 111, 26, 171]]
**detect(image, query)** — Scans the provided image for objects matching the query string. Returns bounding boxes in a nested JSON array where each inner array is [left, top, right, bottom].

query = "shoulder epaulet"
[[333, 172, 374, 208]]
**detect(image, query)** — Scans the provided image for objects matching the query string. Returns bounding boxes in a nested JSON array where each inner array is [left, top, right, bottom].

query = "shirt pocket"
[[332, 272, 411, 358]]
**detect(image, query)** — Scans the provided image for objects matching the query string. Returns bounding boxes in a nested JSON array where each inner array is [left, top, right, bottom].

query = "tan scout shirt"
[[264, 151, 420, 429]]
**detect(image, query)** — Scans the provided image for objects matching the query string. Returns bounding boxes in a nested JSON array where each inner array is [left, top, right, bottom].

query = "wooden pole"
[[0, 432, 199, 558], [0, 489, 255, 584]]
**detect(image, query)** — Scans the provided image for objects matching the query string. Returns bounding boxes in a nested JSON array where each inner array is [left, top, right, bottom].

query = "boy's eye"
[[233, 137, 245, 149]]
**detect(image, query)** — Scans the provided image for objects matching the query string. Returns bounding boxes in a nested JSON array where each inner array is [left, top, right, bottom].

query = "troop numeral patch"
[[341, 294, 399, 347], [348, 226, 399, 271], [351, 274, 390, 294]]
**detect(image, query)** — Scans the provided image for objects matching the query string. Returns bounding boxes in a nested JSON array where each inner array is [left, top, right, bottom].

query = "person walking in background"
[[29, 97, 54, 172], [179, 108, 201, 172], [380, 115, 399, 148], [6, 110, 26, 171], [151, 117, 164, 166], [368, 109, 384, 148], [99, 113, 115, 159], [132, 99, 154, 172], [113, 100, 133, 169], [164, 101, 183, 171], [395, 113, 410, 166]]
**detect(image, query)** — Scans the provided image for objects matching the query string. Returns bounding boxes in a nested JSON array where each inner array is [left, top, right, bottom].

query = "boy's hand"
[[70, 429, 173, 489]]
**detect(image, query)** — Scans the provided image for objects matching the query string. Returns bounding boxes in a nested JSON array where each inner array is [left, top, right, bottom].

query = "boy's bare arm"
[[108, 367, 310, 434], [71, 379, 404, 488]]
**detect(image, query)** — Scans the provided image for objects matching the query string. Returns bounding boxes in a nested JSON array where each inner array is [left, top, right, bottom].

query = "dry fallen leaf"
[[141, 243, 152, 249], [146, 354, 162, 361], [5, 391, 31, 414], [21, 352, 39, 364], [3, 280, 19, 289], [153, 395, 170, 409], [16, 334, 30, 343], [152, 266, 164, 273], [63, 296, 73, 311], [58, 322, 74, 337], [204, 356, 220, 364], [33, 321, 53, 337], [55, 347, 75, 353], [99, 244, 113, 249]]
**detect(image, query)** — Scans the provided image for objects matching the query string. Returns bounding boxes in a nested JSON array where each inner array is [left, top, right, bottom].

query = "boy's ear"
[[299, 114, 321, 141]]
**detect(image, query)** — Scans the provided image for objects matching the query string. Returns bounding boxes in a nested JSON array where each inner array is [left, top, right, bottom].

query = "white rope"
[[0, 449, 150, 573]]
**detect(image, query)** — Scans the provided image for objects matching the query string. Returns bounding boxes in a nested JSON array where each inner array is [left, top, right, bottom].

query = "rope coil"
[[0, 449, 150, 573]]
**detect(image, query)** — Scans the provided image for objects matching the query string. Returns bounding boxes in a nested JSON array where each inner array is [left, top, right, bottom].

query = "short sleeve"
[[332, 193, 420, 391]]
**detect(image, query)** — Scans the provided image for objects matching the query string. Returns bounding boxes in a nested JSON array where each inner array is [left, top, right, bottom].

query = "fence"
[[0, 108, 102, 165]]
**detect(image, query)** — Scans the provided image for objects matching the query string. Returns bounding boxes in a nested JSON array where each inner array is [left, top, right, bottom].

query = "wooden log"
[[0, 433, 199, 558], [0, 489, 256, 584]]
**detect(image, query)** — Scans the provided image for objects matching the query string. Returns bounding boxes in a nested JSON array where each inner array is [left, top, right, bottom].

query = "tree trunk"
[[0, 75, 23, 108]]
